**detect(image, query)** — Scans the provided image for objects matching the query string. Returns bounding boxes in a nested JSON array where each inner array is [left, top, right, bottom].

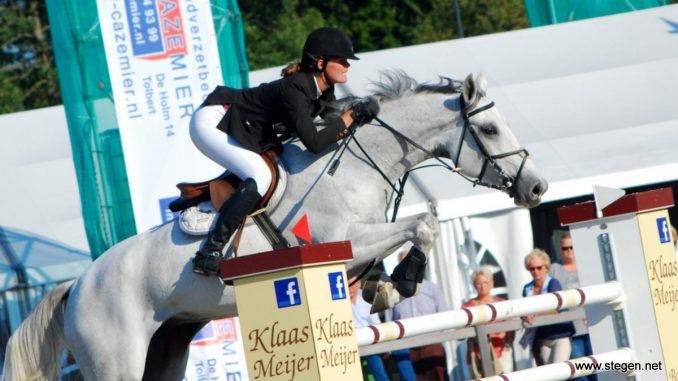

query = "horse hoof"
[[369, 282, 400, 314], [362, 280, 378, 304]]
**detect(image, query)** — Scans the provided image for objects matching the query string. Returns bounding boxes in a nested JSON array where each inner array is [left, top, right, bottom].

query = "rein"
[[337, 95, 529, 286], [353, 96, 530, 218]]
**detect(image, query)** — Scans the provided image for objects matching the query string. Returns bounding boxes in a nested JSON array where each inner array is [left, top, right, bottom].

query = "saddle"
[[169, 150, 280, 213], [169, 150, 289, 250]]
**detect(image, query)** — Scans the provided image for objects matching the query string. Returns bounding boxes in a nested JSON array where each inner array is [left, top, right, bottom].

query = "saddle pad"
[[178, 201, 217, 236]]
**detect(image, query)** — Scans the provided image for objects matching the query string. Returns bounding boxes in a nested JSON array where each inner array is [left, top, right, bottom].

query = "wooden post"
[[220, 241, 363, 381]]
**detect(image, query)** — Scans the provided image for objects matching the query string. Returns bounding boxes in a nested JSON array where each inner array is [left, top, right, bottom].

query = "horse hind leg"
[[142, 320, 208, 381], [2, 280, 72, 381], [64, 296, 159, 380]]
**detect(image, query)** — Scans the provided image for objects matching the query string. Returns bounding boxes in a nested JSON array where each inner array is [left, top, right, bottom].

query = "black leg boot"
[[390, 246, 427, 297], [192, 178, 262, 276]]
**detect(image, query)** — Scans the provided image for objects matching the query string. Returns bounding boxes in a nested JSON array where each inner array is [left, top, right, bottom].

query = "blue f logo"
[[274, 278, 301, 309], [657, 217, 671, 244], [328, 272, 347, 300]]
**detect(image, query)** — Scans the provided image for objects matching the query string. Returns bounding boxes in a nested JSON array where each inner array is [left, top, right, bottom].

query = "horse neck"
[[354, 94, 462, 185]]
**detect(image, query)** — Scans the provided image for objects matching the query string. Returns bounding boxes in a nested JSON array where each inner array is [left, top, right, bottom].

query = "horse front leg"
[[346, 212, 439, 269], [346, 212, 440, 313]]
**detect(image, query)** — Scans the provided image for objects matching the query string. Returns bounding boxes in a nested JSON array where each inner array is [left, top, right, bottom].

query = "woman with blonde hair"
[[521, 249, 574, 365], [462, 266, 514, 377]]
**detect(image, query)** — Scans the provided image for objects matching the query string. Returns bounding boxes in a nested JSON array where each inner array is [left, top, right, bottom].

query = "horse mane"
[[369, 69, 463, 101], [324, 70, 463, 117]]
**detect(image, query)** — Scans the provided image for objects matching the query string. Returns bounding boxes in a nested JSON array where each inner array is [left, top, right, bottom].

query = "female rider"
[[190, 27, 379, 275]]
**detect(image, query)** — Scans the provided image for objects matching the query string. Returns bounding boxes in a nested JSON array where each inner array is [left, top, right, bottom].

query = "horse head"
[[449, 73, 548, 207], [363, 70, 547, 208]]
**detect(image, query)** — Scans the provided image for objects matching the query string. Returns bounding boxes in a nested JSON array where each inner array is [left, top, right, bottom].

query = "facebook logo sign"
[[657, 217, 671, 244], [274, 278, 302, 309], [328, 272, 347, 300]]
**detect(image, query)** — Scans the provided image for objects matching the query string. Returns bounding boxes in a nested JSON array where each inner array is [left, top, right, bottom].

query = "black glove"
[[351, 97, 380, 126]]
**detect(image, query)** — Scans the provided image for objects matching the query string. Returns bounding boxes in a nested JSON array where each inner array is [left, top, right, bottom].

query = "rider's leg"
[[189, 105, 272, 275], [192, 178, 261, 275], [189, 105, 272, 196]]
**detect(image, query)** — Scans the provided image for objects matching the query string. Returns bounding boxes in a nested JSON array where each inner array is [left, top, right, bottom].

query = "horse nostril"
[[531, 180, 548, 197], [531, 184, 542, 196]]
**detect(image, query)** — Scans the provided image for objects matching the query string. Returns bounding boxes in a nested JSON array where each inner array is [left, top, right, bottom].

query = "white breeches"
[[189, 105, 272, 197]]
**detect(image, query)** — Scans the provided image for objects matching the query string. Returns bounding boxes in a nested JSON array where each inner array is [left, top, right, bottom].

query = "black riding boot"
[[192, 178, 262, 276]]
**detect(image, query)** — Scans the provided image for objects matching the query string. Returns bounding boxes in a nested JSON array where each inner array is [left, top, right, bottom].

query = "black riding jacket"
[[202, 71, 346, 154]]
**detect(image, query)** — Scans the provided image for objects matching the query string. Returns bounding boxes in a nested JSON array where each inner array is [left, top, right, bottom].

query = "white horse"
[[3, 72, 547, 381]]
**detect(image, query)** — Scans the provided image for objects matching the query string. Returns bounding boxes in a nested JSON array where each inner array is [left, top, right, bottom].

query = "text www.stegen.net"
[[573, 360, 663, 373]]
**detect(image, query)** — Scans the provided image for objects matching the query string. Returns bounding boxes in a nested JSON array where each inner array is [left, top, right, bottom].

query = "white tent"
[[251, 4, 678, 219]]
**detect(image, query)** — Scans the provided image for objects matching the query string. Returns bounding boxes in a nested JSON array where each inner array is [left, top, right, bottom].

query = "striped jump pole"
[[355, 281, 623, 346], [477, 348, 636, 381]]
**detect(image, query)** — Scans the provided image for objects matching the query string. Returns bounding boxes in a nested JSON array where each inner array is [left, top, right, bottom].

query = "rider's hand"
[[351, 97, 379, 126]]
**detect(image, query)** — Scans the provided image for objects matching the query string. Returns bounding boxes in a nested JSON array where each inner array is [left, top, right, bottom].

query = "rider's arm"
[[281, 81, 349, 154]]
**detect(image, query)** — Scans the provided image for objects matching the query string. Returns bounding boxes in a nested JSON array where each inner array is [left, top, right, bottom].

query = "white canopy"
[[252, 4, 678, 219]]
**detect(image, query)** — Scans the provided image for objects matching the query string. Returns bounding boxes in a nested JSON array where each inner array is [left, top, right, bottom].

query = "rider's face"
[[323, 57, 350, 84]]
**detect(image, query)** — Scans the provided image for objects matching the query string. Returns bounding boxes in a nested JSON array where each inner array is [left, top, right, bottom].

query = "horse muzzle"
[[513, 177, 548, 208]]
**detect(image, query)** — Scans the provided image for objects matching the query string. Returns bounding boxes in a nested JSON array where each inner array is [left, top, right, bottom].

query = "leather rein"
[[342, 95, 530, 286]]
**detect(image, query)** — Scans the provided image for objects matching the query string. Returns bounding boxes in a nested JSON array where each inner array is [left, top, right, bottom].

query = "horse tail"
[[2, 280, 73, 381]]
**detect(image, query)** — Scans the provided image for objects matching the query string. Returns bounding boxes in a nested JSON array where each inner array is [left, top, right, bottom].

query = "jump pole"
[[477, 348, 636, 381], [558, 187, 677, 380], [355, 282, 623, 346], [220, 241, 363, 381]]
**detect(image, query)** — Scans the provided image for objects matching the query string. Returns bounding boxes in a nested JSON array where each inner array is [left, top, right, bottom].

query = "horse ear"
[[462, 73, 478, 106]]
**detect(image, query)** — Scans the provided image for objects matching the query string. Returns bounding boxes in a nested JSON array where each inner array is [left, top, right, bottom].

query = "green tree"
[[240, 0, 530, 70], [0, 0, 60, 112]]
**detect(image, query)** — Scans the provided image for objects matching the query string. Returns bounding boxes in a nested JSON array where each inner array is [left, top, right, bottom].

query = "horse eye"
[[480, 125, 498, 135]]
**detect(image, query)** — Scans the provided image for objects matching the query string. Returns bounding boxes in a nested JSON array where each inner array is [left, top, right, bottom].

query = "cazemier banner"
[[97, 0, 225, 231]]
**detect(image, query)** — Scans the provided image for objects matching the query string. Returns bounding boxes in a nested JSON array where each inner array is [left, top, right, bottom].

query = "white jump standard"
[[558, 187, 676, 381]]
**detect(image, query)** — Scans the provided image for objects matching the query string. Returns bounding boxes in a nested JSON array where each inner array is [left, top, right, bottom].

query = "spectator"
[[549, 233, 597, 381], [391, 251, 449, 381], [462, 267, 515, 377], [351, 276, 416, 381], [521, 249, 574, 365]]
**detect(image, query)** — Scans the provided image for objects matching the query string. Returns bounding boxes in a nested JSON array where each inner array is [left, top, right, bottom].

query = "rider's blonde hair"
[[281, 61, 302, 77]]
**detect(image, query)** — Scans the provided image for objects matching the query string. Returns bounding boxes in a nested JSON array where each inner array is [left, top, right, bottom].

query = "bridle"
[[340, 94, 530, 286], [368, 95, 529, 209], [331, 95, 530, 218], [456, 96, 530, 193]]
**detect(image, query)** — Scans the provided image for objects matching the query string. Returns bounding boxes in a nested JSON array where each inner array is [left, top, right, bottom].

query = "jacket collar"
[[303, 71, 334, 100]]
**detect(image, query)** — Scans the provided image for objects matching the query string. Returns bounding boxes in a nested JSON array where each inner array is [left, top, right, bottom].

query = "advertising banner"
[[184, 317, 250, 381], [97, 0, 226, 232]]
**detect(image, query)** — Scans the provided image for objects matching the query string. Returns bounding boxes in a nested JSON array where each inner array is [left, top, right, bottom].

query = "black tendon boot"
[[193, 178, 262, 275], [390, 246, 427, 297]]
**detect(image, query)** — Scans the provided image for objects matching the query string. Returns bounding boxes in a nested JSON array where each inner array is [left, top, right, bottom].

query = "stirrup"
[[192, 251, 222, 276]]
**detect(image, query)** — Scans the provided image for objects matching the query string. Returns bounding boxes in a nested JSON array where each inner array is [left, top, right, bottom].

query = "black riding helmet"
[[301, 27, 359, 72]]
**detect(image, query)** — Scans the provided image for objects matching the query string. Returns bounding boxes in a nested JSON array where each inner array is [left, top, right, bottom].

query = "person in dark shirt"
[[190, 27, 379, 275]]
